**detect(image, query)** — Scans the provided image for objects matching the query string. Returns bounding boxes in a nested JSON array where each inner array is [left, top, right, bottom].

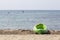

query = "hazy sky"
[[0, 0, 60, 10]]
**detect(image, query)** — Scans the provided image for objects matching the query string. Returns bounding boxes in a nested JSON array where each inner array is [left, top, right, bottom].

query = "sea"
[[0, 10, 60, 30]]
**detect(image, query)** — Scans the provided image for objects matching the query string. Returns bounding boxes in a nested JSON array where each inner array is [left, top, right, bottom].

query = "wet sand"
[[0, 29, 60, 40], [0, 29, 60, 34]]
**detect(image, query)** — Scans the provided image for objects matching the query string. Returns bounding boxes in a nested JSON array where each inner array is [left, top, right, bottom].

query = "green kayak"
[[33, 23, 47, 34]]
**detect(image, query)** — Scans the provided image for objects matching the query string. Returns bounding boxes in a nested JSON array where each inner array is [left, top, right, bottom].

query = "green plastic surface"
[[33, 23, 47, 34]]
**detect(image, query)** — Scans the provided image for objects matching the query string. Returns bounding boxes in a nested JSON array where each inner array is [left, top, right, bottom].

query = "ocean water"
[[0, 10, 60, 30]]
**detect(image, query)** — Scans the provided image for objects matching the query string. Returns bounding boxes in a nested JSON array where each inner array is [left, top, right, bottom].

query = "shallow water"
[[0, 10, 60, 30]]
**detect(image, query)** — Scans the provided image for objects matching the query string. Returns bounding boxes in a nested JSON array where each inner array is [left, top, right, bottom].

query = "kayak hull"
[[33, 23, 47, 34]]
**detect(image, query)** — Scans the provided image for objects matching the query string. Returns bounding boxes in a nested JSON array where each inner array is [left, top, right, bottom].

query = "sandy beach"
[[0, 29, 60, 40], [0, 34, 60, 40]]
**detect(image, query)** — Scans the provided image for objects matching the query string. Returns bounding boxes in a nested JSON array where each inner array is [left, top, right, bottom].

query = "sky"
[[0, 0, 60, 10]]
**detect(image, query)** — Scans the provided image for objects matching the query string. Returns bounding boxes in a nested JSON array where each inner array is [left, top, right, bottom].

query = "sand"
[[0, 29, 60, 40], [0, 34, 60, 40]]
